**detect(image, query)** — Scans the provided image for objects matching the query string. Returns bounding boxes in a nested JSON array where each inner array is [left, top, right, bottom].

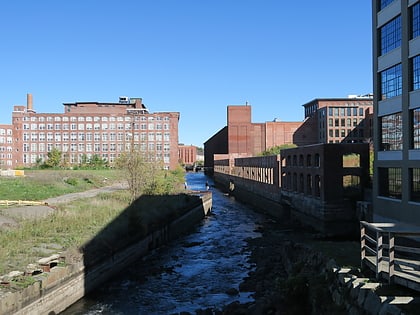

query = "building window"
[[379, 0, 396, 11], [412, 55, 420, 91], [412, 3, 420, 39], [410, 168, 420, 202], [380, 63, 402, 100], [380, 112, 402, 150], [378, 167, 402, 199], [380, 16, 401, 55], [412, 108, 420, 149]]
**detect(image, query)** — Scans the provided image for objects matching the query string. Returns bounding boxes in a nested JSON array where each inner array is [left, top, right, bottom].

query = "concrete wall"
[[213, 144, 370, 237], [0, 193, 212, 315]]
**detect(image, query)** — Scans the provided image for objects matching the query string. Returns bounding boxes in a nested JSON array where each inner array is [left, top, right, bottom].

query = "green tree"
[[89, 154, 107, 169], [44, 148, 62, 168], [116, 152, 184, 202], [259, 144, 297, 156]]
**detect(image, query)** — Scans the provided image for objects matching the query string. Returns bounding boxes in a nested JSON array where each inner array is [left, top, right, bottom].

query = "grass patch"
[[0, 190, 130, 275], [0, 169, 122, 202]]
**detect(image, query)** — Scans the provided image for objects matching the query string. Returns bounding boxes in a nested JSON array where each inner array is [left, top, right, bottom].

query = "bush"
[[64, 177, 78, 186]]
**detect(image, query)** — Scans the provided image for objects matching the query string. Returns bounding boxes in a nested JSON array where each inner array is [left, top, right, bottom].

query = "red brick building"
[[300, 95, 373, 144], [204, 104, 303, 171], [1, 94, 180, 170], [178, 145, 197, 166]]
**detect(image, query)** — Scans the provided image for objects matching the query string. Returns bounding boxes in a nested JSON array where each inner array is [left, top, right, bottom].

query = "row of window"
[[378, 167, 420, 202], [22, 142, 171, 153], [22, 115, 170, 122], [380, 0, 396, 11], [0, 129, 13, 136], [380, 108, 420, 150], [284, 154, 321, 167], [0, 137, 13, 144], [282, 173, 321, 197], [22, 153, 171, 165], [380, 53, 420, 99], [22, 123, 170, 131], [328, 128, 365, 138], [328, 107, 366, 117], [328, 117, 364, 127], [379, 3, 419, 56], [22, 132, 171, 142]]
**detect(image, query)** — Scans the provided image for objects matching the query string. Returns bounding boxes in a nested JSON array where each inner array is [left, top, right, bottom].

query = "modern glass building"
[[373, 0, 420, 224]]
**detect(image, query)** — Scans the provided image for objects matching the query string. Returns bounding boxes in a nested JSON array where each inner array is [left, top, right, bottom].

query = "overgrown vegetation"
[[0, 161, 187, 275], [115, 152, 185, 202], [0, 191, 130, 275]]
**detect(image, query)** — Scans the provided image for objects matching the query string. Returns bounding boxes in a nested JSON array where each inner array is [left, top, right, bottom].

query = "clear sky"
[[0, 1, 372, 147]]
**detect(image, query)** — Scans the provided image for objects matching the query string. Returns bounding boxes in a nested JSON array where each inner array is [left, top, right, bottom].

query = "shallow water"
[[61, 172, 265, 314]]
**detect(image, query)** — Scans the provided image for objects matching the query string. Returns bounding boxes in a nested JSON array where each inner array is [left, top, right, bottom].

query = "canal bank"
[[0, 189, 212, 315]]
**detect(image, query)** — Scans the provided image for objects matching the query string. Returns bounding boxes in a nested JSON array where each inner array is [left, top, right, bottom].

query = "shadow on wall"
[[80, 193, 205, 294]]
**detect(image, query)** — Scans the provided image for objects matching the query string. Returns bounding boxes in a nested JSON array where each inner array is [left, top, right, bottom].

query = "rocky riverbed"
[[193, 218, 353, 315]]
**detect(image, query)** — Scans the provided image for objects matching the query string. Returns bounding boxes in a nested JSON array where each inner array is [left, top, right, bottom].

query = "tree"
[[44, 147, 62, 168], [259, 144, 297, 156], [116, 151, 184, 202]]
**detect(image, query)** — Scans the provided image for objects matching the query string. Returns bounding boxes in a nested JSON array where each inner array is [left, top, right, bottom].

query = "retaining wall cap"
[[360, 282, 381, 290], [351, 278, 371, 288], [380, 295, 419, 304]]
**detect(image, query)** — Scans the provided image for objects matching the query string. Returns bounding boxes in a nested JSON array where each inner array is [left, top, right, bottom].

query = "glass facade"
[[380, 112, 402, 150], [412, 108, 420, 149], [380, 16, 401, 55], [380, 64, 402, 99], [410, 168, 420, 202], [380, 0, 396, 11], [378, 167, 402, 199], [412, 55, 420, 91], [412, 3, 420, 39]]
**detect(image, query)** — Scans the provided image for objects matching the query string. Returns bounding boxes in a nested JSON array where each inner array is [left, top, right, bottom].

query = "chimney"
[[27, 93, 34, 112]]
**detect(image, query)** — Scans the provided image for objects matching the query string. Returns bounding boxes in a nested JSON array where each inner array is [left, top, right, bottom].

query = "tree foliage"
[[115, 152, 184, 203], [44, 147, 62, 168], [259, 144, 297, 156]]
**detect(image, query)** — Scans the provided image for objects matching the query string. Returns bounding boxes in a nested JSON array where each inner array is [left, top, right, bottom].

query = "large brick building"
[[0, 94, 180, 170], [204, 104, 304, 171], [178, 144, 197, 166], [301, 96, 373, 145]]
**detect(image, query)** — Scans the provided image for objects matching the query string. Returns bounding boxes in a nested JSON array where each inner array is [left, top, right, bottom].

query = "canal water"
[[61, 172, 265, 315]]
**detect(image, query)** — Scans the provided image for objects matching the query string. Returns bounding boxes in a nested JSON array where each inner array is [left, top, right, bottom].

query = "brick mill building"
[[0, 94, 180, 170], [178, 144, 197, 166], [204, 96, 373, 173], [204, 104, 304, 171], [301, 95, 373, 145]]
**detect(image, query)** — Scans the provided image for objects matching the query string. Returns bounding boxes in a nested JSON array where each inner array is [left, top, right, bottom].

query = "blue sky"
[[0, 1, 372, 147]]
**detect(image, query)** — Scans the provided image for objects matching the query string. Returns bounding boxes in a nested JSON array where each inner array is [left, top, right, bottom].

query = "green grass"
[[0, 169, 122, 201], [0, 190, 130, 275]]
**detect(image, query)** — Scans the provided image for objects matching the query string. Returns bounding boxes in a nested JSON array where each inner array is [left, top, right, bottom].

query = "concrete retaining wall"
[[0, 193, 212, 315], [214, 173, 287, 219]]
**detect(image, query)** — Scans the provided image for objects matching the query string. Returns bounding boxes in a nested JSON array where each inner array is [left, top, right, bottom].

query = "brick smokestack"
[[27, 93, 34, 112]]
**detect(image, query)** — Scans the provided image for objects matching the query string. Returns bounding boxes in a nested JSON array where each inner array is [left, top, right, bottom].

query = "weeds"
[[0, 190, 130, 275]]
